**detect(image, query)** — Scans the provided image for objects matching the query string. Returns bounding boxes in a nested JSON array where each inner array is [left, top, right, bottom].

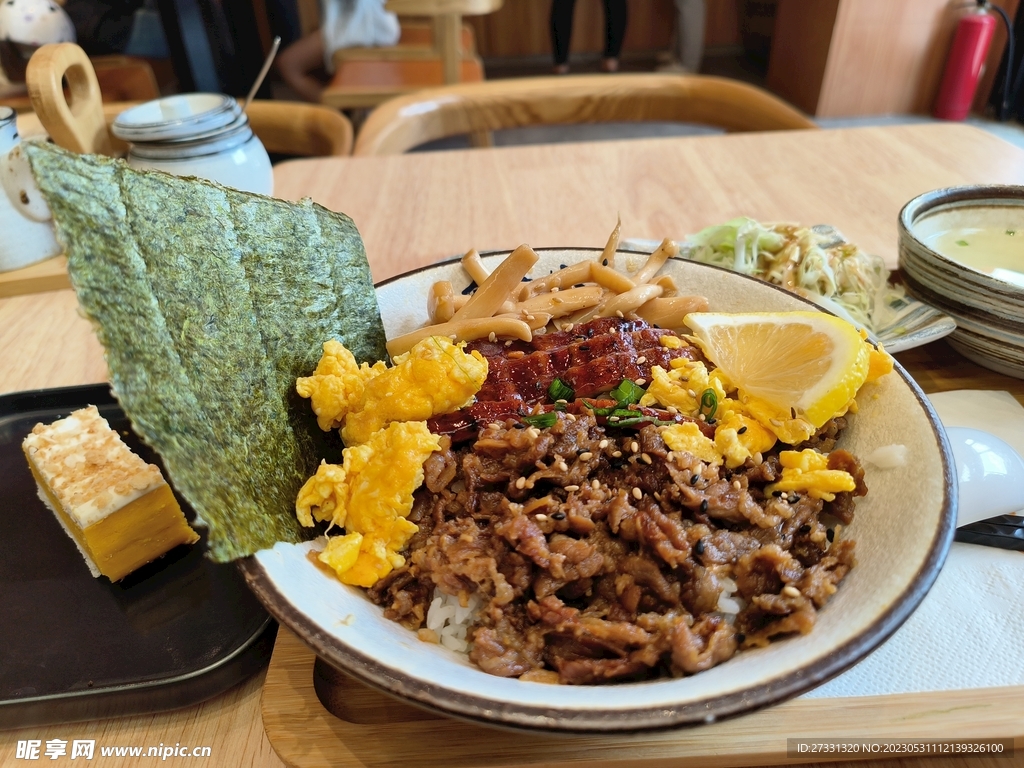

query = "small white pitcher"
[[0, 107, 61, 272]]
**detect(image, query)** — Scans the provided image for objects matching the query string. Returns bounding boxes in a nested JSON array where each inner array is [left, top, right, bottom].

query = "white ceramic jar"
[[0, 106, 62, 272], [111, 94, 273, 196]]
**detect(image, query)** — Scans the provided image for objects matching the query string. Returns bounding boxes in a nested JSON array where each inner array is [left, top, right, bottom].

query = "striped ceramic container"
[[898, 185, 1024, 379]]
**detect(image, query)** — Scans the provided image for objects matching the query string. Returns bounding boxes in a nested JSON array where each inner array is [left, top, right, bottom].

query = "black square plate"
[[0, 384, 275, 728]]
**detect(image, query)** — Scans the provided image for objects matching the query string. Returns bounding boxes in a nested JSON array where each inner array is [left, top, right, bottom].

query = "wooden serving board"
[[0, 255, 70, 298], [261, 628, 1024, 768]]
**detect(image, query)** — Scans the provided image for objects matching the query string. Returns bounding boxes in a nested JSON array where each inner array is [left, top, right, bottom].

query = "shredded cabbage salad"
[[682, 218, 905, 334]]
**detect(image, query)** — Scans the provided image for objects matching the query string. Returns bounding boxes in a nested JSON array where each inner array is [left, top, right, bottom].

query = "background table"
[[1, 122, 1021, 767]]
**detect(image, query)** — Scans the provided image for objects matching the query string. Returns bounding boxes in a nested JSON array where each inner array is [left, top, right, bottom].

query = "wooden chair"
[[320, 0, 500, 110], [23, 44, 354, 156], [353, 73, 818, 156]]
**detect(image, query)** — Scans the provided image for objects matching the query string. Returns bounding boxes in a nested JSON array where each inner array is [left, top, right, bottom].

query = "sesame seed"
[[552, 296, 563, 304], [687, 389, 696, 398], [667, 406, 678, 415], [636, 356, 647, 364], [488, 332, 497, 342], [515, 477, 526, 489], [732, 480, 741, 490], [557, 462, 569, 472], [753, 452, 763, 464], [612, 450, 623, 458], [699, 414, 706, 421], [608, 416, 620, 422], [527, 427, 540, 439], [632, 487, 643, 500], [826, 527, 835, 542], [630, 441, 640, 453], [535, 327, 547, 335], [693, 539, 705, 556], [799, 524, 811, 534], [550, 511, 566, 520], [566, 413, 576, 421], [535, 514, 548, 521], [565, 323, 574, 331], [737, 426, 748, 435], [591, 479, 601, 489], [636, 378, 646, 386], [783, 585, 801, 598], [505, 340, 513, 347], [599, 439, 609, 449], [565, 485, 580, 492], [699, 499, 709, 513], [690, 474, 699, 486], [551, 286, 560, 293], [770, 418, 783, 427], [653, 492, 662, 501], [556, 399, 568, 404], [615, 310, 624, 318], [579, 452, 593, 461], [509, 351, 526, 359], [525, 314, 536, 321], [489, 422, 502, 430], [641, 453, 652, 464], [788, 495, 800, 504]]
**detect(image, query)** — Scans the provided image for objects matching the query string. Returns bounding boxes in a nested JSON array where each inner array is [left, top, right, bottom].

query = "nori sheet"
[[25, 143, 387, 562]]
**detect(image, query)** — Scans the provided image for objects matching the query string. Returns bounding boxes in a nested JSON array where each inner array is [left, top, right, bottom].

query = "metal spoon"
[[242, 36, 281, 111]]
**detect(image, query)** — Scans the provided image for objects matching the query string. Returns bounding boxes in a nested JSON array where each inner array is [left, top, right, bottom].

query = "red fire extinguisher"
[[933, 2, 999, 120]]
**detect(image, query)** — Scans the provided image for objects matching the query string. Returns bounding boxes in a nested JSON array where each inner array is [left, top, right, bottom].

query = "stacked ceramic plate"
[[899, 185, 1024, 379]]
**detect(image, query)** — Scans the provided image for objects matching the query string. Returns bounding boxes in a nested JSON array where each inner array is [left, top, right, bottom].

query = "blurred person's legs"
[[550, 0, 574, 73], [601, 0, 626, 72], [277, 29, 326, 102], [660, 0, 704, 73]]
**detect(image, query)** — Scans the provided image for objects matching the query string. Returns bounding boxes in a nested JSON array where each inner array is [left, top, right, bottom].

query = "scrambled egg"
[[296, 421, 441, 587], [297, 336, 487, 446], [764, 450, 856, 501], [642, 361, 777, 468], [296, 341, 388, 431], [295, 336, 488, 588]]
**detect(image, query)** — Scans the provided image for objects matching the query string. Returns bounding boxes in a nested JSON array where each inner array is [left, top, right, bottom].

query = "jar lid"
[[112, 94, 241, 143], [127, 114, 255, 160]]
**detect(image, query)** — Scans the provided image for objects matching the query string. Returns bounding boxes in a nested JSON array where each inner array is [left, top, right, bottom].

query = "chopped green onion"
[[699, 388, 718, 420], [612, 415, 677, 428], [548, 378, 575, 402], [609, 379, 645, 406], [1007, 230, 1017, 236], [522, 412, 558, 428], [956, 239, 969, 247]]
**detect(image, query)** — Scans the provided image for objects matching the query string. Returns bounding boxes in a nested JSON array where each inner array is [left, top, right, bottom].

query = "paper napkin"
[[805, 390, 1024, 698]]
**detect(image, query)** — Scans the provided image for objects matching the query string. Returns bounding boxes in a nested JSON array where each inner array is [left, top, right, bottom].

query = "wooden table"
[[1, 122, 1022, 767]]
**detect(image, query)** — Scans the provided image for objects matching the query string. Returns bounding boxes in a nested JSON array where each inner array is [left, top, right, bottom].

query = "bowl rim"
[[898, 184, 1024, 300], [239, 248, 958, 733]]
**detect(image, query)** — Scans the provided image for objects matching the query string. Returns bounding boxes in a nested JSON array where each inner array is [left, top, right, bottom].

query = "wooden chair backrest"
[[353, 73, 817, 156]]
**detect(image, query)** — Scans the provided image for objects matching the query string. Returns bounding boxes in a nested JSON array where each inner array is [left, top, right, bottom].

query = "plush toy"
[[0, 0, 75, 82]]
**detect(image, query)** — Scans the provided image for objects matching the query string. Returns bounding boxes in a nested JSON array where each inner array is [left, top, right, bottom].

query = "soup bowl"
[[898, 185, 1024, 378]]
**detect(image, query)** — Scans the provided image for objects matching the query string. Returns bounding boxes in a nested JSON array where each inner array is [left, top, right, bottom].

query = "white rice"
[[425, 588, 482, 654], [864, 443, 907, 469], [716, 575, 745, 616]]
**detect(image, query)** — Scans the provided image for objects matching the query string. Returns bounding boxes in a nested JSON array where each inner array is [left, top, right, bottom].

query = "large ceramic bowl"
[[899, 185, 1024, 379], [240, 249, 956, 733]]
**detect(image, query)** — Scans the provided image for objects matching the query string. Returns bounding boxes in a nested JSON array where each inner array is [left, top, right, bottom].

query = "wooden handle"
[[26, 43, 112, 155]]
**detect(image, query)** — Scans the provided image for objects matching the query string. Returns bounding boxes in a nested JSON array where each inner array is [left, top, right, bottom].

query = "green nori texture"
[[25, 143, 387, 562]]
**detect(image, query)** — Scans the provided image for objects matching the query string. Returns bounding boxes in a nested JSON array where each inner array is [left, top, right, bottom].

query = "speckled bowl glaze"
[[240, 249, 956, 733], [898, 185, 1024, 379]]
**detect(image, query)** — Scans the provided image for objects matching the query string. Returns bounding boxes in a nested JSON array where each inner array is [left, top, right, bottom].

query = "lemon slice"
[[683, 311, 870, 429]]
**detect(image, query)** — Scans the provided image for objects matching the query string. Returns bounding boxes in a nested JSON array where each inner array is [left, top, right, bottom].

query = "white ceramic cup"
[[0, 107, 62, 273], [111, 94, 273, 196]]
